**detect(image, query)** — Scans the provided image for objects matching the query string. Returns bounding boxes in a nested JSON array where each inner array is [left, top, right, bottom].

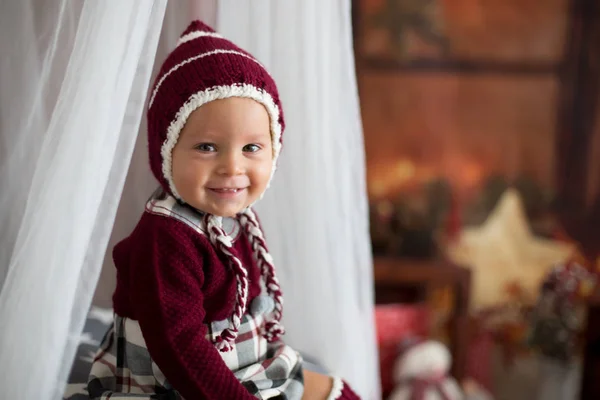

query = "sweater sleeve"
[[124, 217, 256, 400], [335, 380, 361, 399]]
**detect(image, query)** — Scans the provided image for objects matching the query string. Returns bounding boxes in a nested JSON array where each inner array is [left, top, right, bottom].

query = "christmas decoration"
[[529, 259, 598, 362], [447, 189, 574, 310], [388, 339, 463, 400]]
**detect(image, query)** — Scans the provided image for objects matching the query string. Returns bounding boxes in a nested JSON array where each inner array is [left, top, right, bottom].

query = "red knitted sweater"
[[112, 210, 361, 399], [112, 212, 261, 399]]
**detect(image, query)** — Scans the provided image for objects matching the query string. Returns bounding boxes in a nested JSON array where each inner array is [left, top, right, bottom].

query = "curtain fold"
[[217, 2, 379, 398], [0, 1, 167, 398]]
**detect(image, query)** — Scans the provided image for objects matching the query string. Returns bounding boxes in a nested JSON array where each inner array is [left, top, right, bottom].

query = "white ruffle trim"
[[326, 377, 344, 400]]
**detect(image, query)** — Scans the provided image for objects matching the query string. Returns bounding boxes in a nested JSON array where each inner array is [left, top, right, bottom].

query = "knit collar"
[[144, 188, 241, 240]]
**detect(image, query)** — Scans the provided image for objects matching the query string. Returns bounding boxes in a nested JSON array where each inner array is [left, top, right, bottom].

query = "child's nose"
[[217, 151, 244, 176]]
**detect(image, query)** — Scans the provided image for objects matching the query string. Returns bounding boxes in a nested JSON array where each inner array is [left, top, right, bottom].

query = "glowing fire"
[[369, 157, 486, 200]]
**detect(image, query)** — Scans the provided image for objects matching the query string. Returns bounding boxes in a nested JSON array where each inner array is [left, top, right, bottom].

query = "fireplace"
[[353, 0, 600, 260]]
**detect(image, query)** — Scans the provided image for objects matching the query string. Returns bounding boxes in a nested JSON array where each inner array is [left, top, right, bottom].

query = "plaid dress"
[[87, 295, 304, 399]]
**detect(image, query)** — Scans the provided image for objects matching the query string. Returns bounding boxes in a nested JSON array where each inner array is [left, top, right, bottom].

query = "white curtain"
[[217, 2, 380, 398], [0, 1, 378, 399], [0, 1, 167, 398], [92, 1, 218, 308]]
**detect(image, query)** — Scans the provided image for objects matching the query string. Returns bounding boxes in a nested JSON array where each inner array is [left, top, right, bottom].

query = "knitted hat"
[[147, 21, 285, 351], [147, 20, 284, 199]]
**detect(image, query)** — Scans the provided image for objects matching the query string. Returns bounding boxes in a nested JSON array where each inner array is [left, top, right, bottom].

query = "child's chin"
[[212, 205, 246, 218], [216, 211, 239, 218]]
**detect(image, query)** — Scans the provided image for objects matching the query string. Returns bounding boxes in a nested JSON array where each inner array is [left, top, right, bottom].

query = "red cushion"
[[375, 304, 430, 396]]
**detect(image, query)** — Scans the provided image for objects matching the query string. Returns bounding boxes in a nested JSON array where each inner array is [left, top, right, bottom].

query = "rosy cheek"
[[259, 168, 272, 186]]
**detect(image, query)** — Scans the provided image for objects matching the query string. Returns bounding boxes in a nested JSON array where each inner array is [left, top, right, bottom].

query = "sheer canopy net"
[[0, 1, 378, 399]]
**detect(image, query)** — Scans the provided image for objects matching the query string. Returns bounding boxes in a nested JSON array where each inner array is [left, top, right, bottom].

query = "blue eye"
[[243, 144, 261, 153], [195, 143, 216, 152]]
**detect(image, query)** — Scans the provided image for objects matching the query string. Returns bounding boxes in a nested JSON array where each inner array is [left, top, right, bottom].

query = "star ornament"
[[447, 189, 574, 310]]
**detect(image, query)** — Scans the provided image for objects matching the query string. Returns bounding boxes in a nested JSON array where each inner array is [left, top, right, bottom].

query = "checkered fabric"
[[85, 295, 303, 399], [144, 187, 241, 240]]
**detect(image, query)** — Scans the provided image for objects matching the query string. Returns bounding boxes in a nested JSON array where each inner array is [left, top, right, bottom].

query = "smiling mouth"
[[208, 188, 246, 193]]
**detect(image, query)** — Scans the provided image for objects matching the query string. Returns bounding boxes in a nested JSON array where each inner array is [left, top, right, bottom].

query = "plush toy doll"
[[388, 338, 463, 400]]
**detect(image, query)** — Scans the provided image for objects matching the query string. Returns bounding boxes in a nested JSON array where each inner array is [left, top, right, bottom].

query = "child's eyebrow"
[[244, 133, 271, 142], [183, 130, 219, 141], [182, 129, 271, 142]]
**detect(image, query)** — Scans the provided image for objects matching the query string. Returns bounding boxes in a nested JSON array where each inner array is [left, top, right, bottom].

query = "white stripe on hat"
[[177, 30, 223, 46], [148, 49, 264, 109], [160, 83, 282, 201]]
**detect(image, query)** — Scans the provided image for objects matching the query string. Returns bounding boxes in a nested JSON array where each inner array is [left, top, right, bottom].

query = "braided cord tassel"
[[205, 214, 249, 352], [239, 208, 285, 342]]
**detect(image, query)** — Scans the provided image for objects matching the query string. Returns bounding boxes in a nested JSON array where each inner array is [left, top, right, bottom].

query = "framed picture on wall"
[[352, 0, 565, 73]]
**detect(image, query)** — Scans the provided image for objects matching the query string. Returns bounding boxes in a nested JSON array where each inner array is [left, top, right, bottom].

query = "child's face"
[[172, 97, 273, 217]]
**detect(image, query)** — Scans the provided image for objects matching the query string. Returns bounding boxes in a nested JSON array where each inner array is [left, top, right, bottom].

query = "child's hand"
[[302, 369, 333, 400]]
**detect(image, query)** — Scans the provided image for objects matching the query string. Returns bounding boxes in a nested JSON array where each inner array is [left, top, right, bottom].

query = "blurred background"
[[356, 0, 600, 399], [1, 1, 600, 399]]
